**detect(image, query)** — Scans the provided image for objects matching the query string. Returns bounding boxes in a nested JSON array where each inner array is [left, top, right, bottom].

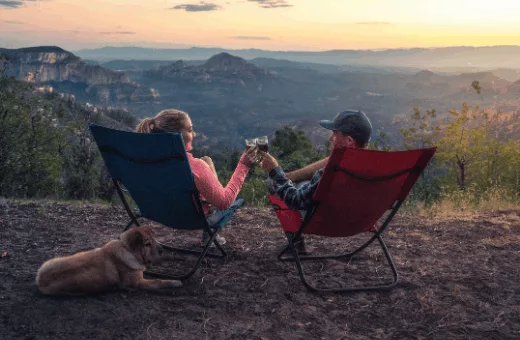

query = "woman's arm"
[[192, 154, 252, 210], [286, 157, 329, 182]]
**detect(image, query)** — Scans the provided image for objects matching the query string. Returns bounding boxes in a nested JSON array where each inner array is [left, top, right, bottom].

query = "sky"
[[1, 0, 520, 51]]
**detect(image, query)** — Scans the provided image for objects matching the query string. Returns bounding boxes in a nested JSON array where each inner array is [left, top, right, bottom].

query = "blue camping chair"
[[89, 123, 241, 280]]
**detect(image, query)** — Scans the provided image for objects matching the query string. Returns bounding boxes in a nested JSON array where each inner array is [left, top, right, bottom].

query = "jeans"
[[295, 180, 310, 219], [205, 198, 245, 227]]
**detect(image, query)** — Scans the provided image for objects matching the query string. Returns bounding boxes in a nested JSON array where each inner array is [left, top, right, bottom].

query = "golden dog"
[[36, 225, 181, 295]]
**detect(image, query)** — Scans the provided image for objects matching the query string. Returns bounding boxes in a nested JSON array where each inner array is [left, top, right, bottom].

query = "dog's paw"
[[168, 280, 182, 288]]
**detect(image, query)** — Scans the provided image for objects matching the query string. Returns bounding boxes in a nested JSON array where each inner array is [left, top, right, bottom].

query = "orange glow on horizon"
[[0, 0, 519, 51]]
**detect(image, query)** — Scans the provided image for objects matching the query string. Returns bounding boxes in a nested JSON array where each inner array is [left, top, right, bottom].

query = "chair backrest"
[[89, 123, 208, 230], [271, 147, 436, 237]]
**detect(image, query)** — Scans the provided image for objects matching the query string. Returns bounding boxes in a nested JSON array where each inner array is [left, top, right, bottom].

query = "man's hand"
[[258, 151, 279, 173]]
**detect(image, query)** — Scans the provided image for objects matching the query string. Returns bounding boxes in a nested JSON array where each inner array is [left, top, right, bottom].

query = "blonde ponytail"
[[135, 109, 188, 134], [136, 117, 155, 133]]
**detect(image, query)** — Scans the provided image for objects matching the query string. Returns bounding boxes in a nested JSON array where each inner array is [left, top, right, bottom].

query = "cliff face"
[[2, 47, 133, 85], [0, 46, 159, 104], [508, 79, 520, 93]]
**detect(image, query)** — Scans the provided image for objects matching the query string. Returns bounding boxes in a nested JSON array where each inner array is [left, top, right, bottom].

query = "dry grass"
[[407, 186, 520, 222]]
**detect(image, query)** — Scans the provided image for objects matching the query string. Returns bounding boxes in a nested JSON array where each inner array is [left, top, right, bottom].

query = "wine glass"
[[245, 138, 259, 163], [245, 138, 257, 150], [256, 136, 269, 152]]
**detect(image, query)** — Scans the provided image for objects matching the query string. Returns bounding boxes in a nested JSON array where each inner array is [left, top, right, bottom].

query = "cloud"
[[355, 21, 391, 25], [231, 36, 271, 40], [171, 2, 220, 12], [4, 20, 25, 24], [248, 0, 292, 8], [0, 0, 25, 8], [0, 0, 41, 9], [99, 31, 136, 35]]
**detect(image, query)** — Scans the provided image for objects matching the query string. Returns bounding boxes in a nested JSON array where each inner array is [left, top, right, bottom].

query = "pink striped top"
[[187, 152, 250, 214]]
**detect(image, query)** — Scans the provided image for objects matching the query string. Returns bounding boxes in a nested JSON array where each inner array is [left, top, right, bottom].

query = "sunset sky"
[[1, 0, 520, 51]]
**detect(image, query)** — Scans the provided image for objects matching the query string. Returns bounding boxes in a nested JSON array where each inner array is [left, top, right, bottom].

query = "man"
[[259, 110, 372, 253]]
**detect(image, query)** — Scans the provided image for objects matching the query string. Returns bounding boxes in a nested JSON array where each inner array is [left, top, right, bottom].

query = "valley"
[[2, 46, 520, 148]]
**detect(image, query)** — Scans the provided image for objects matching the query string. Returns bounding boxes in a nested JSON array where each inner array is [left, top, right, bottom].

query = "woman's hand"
[[258, 151, 279, 173], [200, 156, 213, 166], [239, 146, 259, 168], [200, 156, 217, 176]]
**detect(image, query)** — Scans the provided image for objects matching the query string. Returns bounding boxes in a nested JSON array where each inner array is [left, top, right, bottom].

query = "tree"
[[0, 69, 63, 198], [61, 115, 104, 200], [400, 84, 520, 204], [370, 126, 393, 151], [271, 127, 313, 158]]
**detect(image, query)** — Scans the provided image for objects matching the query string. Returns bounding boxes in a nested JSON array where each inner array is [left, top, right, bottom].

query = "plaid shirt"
[[267, 166, 323, 210]]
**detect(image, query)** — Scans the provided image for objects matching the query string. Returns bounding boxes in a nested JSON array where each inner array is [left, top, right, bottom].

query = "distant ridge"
[[0, 46, 70, 54], [72, 45, 520, 69]]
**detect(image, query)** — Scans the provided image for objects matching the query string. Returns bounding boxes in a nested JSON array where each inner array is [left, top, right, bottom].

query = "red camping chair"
[[269, 147, 436, 292]]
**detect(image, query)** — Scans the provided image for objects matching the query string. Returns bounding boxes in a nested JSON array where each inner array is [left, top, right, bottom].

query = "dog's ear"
[[120, 229, 143, 251]]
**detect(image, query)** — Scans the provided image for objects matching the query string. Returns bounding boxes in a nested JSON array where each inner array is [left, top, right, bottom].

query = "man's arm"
[[286, 157, 329, 182], [269, 167, 322, 210], [259, 151, 321, 210]]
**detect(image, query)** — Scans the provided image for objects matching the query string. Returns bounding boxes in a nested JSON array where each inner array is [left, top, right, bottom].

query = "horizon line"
[[2, 44, 520, 54], [72, 44, 520, 53]]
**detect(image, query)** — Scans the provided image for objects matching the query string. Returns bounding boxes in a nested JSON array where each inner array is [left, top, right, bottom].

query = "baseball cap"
[[319, 110, 372, 145]]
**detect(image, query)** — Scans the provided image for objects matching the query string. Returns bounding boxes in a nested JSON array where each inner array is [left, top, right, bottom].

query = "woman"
[[136, 109, 257, 246]]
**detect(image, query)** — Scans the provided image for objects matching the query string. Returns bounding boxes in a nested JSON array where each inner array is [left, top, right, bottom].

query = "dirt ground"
[[1, 199, 520, 340]]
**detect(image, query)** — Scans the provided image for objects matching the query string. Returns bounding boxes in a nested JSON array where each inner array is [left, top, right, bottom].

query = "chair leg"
[[287, 233, 399, 293], [123, 216, 226, 259], [158, 239, 226, 259], [278, 231, 378, 262], [123, 218, 139, 232], [145, 229, 226, 281]]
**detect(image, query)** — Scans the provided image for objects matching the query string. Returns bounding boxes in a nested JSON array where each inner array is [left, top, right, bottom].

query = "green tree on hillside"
[[270, 127, 325, 172], [0, 66, 63, 198], [400, 84, 520, 206]]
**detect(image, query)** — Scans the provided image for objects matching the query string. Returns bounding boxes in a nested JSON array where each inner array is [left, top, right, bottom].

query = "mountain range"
[[2, 45, 520, 147], [74, 45, 520, 70]]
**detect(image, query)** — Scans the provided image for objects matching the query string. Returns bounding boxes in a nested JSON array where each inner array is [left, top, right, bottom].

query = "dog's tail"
[[35, 259, 61, 295]]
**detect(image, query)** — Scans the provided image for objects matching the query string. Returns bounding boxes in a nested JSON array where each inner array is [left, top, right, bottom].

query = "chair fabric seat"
[[270, 147, 436, 238], [89, 123, 207, 230]]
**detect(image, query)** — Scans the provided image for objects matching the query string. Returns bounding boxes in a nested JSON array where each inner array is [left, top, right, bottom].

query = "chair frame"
[[96, 143, 228, 281], [272, 164, 420, 293]]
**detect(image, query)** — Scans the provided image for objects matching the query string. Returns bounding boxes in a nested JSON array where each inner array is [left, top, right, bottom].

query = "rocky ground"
[[1, 199, 520, 340]]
